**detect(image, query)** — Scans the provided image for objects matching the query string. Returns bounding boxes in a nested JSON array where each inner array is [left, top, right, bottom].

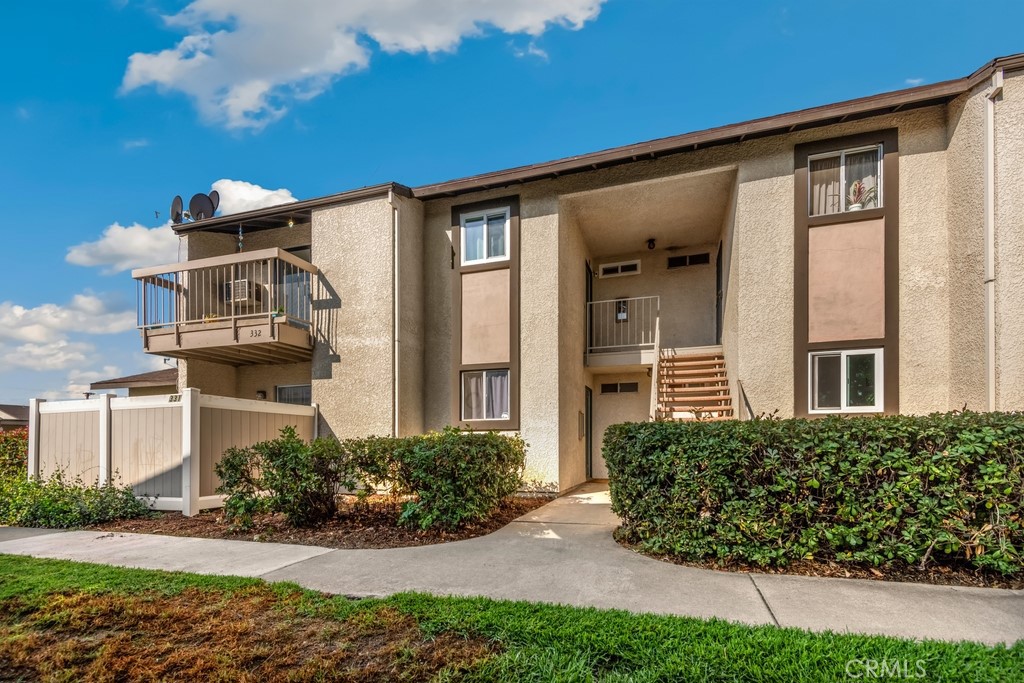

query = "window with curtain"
[[461, 369, 510, 420], [461, 209, 509, 265], [808, 145, 882, 216]]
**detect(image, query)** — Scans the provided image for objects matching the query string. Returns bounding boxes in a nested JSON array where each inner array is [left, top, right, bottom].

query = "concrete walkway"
[[1, 483, 1021, 646]]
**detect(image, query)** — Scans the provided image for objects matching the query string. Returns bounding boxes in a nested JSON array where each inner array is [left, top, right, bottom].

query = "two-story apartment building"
[[132, 54, 1024, 492]]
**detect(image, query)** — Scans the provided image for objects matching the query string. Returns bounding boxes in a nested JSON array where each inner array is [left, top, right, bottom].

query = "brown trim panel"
[[794, 129, 899, 417], [450, 196, 521, 430]]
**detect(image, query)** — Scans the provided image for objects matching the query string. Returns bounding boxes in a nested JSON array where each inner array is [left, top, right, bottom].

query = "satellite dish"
[[208, 190, 220, 213], [189, 193, 215, 221], [170, 196, 183, 224]]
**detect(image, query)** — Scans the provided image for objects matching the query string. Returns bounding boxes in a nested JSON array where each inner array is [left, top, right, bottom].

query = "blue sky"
[[1, 0, 1021, 404]]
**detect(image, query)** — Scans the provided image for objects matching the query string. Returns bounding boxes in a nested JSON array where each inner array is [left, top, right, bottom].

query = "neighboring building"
[[0, 404, 29, 430], [90, 368, 179, 397], [129, 54, 1024, 491]]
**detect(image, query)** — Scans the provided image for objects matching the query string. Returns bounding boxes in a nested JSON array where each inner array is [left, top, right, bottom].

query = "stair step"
[[660, 368, 727, 377], [657, 413, 735, 422], [659, 396, 732, 405], [659, 384, 729, 394], [659, 356, 724, 366], [659, 357, 725, 367]]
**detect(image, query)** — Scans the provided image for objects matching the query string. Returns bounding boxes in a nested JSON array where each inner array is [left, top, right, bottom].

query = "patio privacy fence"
[[27, 390, 317, 516]]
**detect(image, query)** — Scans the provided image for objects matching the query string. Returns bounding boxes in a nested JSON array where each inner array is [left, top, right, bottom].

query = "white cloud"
[[67, 222, 179, 274], [905, 77, 924, 86], [122, 0, 606, 129], [0, 340, 95, 373], [0, 295, 136, 344], [512, 41, 548, 61], [122, 138, 150, 150], [212, 178, 297, 214]]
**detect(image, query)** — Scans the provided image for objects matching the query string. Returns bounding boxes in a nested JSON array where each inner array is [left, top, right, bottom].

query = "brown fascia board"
[[90, 368, 179, 390], [173, 182, 412, 235], [412, 53, 1024, 198]]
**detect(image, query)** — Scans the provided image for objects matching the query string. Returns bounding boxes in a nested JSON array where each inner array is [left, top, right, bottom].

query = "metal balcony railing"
[[132, 248, 317, 341], [587, 296, 660, 354]]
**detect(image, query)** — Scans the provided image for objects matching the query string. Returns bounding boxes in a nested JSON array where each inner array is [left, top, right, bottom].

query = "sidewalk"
[[1, 483, 1021, 646]]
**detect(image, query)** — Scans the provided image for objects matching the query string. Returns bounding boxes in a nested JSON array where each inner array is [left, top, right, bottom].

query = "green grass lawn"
[[0, 554, 1020, 682]]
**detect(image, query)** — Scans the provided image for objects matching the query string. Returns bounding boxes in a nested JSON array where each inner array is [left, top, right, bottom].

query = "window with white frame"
[[809, 349, 883, 413], [461, 208, 509, 265], [461, 369, 510, 420], [808, 145, 882, 216]]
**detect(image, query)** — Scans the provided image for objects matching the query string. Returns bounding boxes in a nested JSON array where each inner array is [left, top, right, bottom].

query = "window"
[[462, 369, 510, 420], [809, 349, 883, 413], [599, 260, 641, 278], [808, 145, 882, 216], [461, 208, 509, 265], [667, 253, 710, 269], [276, 384, 311, 405], [600, 382, 639, 394]]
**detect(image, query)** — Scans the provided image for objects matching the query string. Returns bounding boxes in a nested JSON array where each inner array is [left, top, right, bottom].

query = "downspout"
[[390, 192, 401, 437], [984, 69, 1003, 412]]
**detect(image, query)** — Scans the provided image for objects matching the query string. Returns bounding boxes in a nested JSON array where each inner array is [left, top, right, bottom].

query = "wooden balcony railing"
[[132, 248, 318, 365]]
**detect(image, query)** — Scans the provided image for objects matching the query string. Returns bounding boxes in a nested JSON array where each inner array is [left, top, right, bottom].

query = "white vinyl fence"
[[27, 390, 317, 516]]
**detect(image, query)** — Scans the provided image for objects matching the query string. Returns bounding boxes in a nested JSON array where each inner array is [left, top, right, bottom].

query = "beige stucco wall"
[[236, 362, 311, 402], [557, 211, 590, 491], [395, 194, 425, 436], [178, 358, 237, 396], [591, 245, 717, 350], [945, 89, 987, 410], [311, 198, 395, 438], [896, 106, 951, 415], [590, 372, 651, 478], [719, 179, 742, 415], [994, 68, 1024, 410]]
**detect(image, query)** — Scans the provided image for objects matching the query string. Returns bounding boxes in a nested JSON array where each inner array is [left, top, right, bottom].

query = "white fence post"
[[98, 393, 112, 486], [27, 398, 43, 481], [180, 388, 201, 516]]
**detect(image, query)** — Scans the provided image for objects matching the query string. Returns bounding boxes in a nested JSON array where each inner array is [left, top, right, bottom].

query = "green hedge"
[[217, 426, 527, 530], [604, 412, 1024, 575], [0, 472, 151, 528], [0, 428, 28, 478]]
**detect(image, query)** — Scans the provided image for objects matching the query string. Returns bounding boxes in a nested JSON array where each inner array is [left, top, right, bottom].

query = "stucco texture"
[[994, 69, 1024, 410]]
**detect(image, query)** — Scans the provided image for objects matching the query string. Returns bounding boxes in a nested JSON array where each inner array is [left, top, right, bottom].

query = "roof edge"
[[173, 182, 411, 235]]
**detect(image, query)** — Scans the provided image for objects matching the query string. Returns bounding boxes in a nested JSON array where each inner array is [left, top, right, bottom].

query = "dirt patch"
[[0, 587, 496, 682], [616, 536, 1023, 589], [91, 495, 550, 549]]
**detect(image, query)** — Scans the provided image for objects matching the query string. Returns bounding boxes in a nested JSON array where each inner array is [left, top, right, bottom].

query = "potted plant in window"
[[847, 180, 877, 211]]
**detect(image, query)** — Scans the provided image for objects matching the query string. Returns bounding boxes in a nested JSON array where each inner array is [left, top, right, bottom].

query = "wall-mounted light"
[[647, 238, 656, 250], [287, 218, 295, 228], [256, 390, 267, 400]]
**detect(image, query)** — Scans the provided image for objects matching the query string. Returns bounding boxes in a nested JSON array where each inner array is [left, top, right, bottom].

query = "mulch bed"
[[616, 537, 1024, 589], [91, 495, 551, 549], [0, 586, 496, 681]]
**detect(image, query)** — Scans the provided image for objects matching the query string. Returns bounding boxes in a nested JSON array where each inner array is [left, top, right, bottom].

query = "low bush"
[[0, 428, 28, 477], [216, 426, 527, 531], [604, 411, 1024, 575], [0, 471, 151, 528]]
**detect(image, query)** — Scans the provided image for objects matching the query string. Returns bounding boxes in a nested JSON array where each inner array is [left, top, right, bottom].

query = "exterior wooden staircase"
[[656, 349, 735, 421]]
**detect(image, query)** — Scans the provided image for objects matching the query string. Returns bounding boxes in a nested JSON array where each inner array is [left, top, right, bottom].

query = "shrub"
[[216, 426, 366, 528], [604, 411, 1024, 576], [216, 427, 527, 531], [0, 428, 28, 478], [0, 471, 151, 528]]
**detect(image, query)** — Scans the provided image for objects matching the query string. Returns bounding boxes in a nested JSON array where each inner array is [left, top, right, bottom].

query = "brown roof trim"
[[173, 182, 412, 235], [91, 368, 179, 390], [411, 53, 1024, 199]]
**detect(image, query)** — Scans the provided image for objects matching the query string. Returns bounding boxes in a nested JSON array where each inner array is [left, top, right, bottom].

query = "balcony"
[[133, 248, 318, 366], [586, 296, 660, 370]]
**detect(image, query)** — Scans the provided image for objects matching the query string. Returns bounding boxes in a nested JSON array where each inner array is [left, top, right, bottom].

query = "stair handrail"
[[649, 312, 661, 421], [737, 378, 754, 420]]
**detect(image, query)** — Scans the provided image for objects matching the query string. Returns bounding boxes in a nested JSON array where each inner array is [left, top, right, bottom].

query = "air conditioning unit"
[[223, 279, 261, 305]]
